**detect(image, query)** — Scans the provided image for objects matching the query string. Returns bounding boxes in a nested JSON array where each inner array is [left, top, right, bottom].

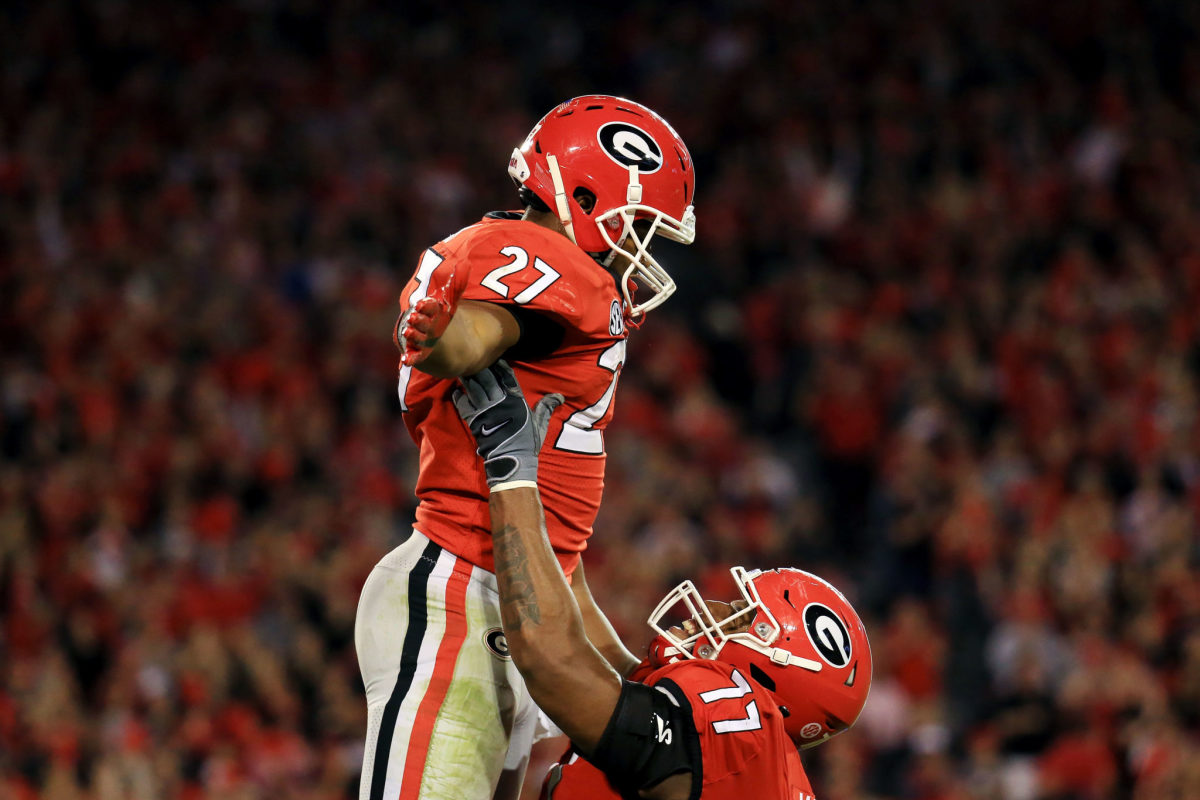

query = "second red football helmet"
[[508, 95, 696, 317], [648, 567, 872, 748]]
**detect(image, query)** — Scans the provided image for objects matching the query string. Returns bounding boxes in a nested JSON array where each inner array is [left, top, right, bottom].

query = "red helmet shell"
[[717, 569, 872, 747], [509, 95, 695, 256]]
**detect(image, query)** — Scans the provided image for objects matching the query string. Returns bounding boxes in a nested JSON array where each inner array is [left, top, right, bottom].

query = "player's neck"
[[522, 207, 569, 237], [522, 207, 611, 272]]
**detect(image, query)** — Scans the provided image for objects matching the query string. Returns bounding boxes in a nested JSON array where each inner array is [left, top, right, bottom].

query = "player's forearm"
[[584, 619, 640, 679], [490, 488, 593, 652], [489, 487, 621, 751], [571, 563, 641, 677], [416, 301, 518, 377], [418, 315, 494, 376]]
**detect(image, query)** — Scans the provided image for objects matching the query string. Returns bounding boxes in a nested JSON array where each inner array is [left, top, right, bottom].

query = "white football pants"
[[356, 530, 553, 800]]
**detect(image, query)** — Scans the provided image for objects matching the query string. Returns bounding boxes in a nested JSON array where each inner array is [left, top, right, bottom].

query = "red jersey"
[[398, 214, 628, 575], [543, 660, 817, 800]]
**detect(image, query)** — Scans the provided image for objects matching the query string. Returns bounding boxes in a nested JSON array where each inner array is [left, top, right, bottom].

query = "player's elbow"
[[503, 626, 558, 677], [504, 621, 589, 683]]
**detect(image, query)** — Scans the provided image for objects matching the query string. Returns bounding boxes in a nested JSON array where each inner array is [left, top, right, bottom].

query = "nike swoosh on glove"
[[454, 361, 563, 489]]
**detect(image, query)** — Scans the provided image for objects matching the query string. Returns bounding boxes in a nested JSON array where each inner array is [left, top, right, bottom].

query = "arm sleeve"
[[501, 304, 565, 361], [588, 680, 702, 800]]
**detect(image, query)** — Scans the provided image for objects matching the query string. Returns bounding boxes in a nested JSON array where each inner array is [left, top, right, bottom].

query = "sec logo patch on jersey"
[[608, 300, 624, 336]]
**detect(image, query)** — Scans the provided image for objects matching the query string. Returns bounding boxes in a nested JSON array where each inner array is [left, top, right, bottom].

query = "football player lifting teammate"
[[453, 363, 873, 800], [356, 96, 696, 800]]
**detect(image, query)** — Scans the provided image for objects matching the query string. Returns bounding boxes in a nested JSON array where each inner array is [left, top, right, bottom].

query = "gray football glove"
[[453, 361, 563, 489]]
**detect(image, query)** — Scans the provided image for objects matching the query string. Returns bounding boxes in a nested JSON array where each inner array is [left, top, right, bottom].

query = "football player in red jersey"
[[453, 362, 873, 800], [356, 97, 697, 800]]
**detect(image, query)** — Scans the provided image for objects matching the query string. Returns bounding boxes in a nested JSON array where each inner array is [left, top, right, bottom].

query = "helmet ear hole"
[[517, 186, 550, 213], [749, 663, 776, 692], [572, 187, 597, 214]]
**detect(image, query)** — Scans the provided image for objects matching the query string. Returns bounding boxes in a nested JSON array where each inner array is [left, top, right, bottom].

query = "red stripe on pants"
[[398, 557, 474, 799]]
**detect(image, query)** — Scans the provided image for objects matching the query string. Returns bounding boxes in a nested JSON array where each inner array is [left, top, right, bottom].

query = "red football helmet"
[[648, 567, 872, 748], [508, 95, 696, 317]]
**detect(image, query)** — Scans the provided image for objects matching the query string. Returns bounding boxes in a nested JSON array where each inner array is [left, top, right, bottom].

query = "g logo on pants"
[[484, 627, 512, 660]]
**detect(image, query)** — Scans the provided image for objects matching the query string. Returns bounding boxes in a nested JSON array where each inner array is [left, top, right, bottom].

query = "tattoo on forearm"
[[495, 523, 542, 628]]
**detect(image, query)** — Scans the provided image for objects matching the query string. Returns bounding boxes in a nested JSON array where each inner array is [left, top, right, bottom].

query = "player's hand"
[[397, 266, 460, 367], [627, 635, 687, 683], [453, 361, 563, 490]]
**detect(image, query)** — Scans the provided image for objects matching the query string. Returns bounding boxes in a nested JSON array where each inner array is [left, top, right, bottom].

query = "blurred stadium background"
[[2, 1, 1199, 798]]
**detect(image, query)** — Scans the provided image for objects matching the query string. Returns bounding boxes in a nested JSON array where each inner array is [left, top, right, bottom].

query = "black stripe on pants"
[[369, 538, 443, 800]]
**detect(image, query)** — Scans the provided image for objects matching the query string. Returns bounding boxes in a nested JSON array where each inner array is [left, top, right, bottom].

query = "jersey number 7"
[[553, 340, 625, 455], [698, 670, 763, 734]]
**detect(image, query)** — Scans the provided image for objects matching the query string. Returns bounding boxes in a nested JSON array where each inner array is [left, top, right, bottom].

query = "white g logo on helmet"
[[597, 122, 663, 173], [802, 603, 852, 668]]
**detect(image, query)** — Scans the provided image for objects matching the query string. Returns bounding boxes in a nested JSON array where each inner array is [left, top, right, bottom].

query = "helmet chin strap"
[[600, 166, 644, 269], [626, 164, 642, 204], [545, 154, 577, 245], [767, 647, 824, 672], [599, 166, 644, 298]]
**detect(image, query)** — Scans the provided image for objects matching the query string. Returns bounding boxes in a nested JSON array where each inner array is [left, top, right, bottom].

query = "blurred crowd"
[[2, 0, 1199, 798]]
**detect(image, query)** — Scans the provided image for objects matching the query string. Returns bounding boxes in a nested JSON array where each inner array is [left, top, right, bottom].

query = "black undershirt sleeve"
[[499, 304, 565, 361], [588, 680, 703, 800]]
